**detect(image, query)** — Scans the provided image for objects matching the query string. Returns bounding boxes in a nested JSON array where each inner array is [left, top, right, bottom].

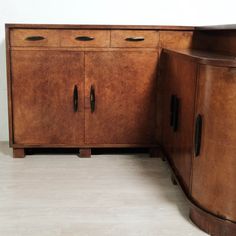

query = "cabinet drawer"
[[10, 29, 60, 47], [111, 30, 158, 47], [60, 30, 110, 47]]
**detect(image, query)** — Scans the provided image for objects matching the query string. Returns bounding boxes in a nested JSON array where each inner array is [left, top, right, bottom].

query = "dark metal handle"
[[125, 37, 145, 42], [195, 114, 202, 157], [73, 85, 78, 112], [90, 85, 95, 113], [173, 96, 179, 132], [25, 36, 45, 41], [75, 36, 95, 41], [170, 95, 175, 127]]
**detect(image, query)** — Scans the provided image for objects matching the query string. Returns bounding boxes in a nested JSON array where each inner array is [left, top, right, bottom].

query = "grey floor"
[[0, 142, 207, 236]]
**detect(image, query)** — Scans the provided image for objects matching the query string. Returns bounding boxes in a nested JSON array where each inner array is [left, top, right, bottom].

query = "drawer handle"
[[25, 36, 45, 41], [73, 85, 78, 112], [125, 37, 145, 42], [194, 114, 202, 157], [75, 36, 95, 41], [90, 85, 95, 113]]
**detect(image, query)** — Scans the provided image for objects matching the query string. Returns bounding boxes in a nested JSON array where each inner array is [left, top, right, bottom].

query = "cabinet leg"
[[161, 155, 166, 162], [79, 148, 91, 158], [149, 148, 161, 158], [13, 148, 25, 158], [171, 174, 178, 185]]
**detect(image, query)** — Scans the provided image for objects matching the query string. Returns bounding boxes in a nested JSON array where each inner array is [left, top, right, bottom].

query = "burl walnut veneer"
[[5, 24, 236, 236]]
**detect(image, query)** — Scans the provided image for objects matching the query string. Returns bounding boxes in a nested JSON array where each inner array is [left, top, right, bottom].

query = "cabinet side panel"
[[6, 26, 13, 145]]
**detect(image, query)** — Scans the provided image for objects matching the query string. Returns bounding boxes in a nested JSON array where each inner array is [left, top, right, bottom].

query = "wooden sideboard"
[[5, 24, 236, 236]]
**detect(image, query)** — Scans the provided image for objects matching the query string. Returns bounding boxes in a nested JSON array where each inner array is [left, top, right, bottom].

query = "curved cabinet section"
[[161, 49, 236, 236], [191, 65, 236, 222]]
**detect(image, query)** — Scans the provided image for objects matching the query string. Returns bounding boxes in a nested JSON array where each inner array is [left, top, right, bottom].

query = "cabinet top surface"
[[163, 48, 236, 67], [7, 24, 236, 31], [5, 24, 195, 30]]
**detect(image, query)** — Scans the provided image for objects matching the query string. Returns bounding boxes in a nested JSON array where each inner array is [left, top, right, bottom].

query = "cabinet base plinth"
[[190, 204, 236, 236], [13, 148, 25, 158], [79, 148, 91, 158]]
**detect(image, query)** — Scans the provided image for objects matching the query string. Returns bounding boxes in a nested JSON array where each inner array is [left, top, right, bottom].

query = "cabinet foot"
[[79, 148, 91, 158], [161, 155, 166, 161], [149, 148, 161, 158], [171, 174, 178, 185], [13, 148, 25, 158]]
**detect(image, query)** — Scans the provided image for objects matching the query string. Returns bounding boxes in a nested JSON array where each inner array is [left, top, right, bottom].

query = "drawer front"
[[60, 30, 110, 47], [10, 29, 60, 47], [111, 30, 158, 47]]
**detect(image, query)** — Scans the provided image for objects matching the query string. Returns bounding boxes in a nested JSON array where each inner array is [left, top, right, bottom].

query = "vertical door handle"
[[73, 85, 78, 112], [170, 95, 179, 132], [195, 114, 203, 157], [90, 85, 95, 113], [173, 96, 179, 132], [170, 95, 175, 127]]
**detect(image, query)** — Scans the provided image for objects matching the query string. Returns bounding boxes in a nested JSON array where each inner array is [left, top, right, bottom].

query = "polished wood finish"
[[111, 30, 158, 48], [13, 148, 25, 158], [159, 31, 194, 49], [161, 52, 197, 192], [6, 24, 194, 30], [193, 30, 236, 55], [60, 30, 110, 47], [191, 65, 236, 222], [10, 29, 60, 47], [190, 205, 236, 236], [84, 51, 158, 144], [163, 48, 236, 67], [11, 50, 85, 145]]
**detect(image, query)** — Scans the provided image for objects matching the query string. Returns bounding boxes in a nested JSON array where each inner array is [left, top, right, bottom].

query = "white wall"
[[0, 0, 236, 141]]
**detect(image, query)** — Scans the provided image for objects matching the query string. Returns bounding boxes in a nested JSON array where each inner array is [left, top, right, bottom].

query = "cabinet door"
[[192, 65, 236, 221], [161, 53, 197, 191], [11, 51, 85, 145], [84, 51, 158, 145]]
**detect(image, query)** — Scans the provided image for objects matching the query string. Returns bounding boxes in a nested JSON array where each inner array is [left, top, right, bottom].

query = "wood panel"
[[192, 30, 236, 55], [60, 30, 110, 47], [84, 51, 158, 144], [192, 65, 236, 222], [159, 31, 194, 49], [10, 29, 60, 47], [161, 52, 197, 192], [11, 50, 85, 145], [111, 30, 158, 48]]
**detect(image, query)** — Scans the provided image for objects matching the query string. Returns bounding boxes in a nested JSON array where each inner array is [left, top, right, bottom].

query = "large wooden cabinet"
[[6, 25, 165, 156], [6, 24, 236, 236]]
